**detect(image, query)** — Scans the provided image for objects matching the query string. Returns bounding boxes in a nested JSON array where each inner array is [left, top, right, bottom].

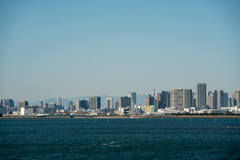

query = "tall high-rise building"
[[119, 96, 131, 108], [89, 96, 101, 110], [192, 92, 196, 107], [44, 103, 48, 108], [206, 91, 216, 109], [70, 105, 76, 112], [57, 98, 62, 106], [128, 92, 137, 108], [0, 99, 3, 106], [76, 99, 88, 110], [216, 90, 224, 109], [183, 89, 192, 108], [39, 101, 43, 107], [228, 98, 232, 107], [223, 92, 228, 107], [106, 97, 113, 109], [233, 89, 240, 106], [49, 102, 56, 108], [18, 100, 28, 111], [114, 101, 119, 110], [67, 101, 73, 110], [146, 94, 155, 106], [196, 83, 206, 108], [172, 88, 183, 110], [4, 99, 14, 108], [157, 91, 171, 109]]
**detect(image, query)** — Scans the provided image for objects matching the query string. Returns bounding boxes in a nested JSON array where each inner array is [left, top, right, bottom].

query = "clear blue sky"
[[0, 0, 239, 102]]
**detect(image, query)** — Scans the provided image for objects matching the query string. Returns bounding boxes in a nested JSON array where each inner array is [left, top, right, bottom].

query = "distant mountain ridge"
[[29, 94, 148, 109]]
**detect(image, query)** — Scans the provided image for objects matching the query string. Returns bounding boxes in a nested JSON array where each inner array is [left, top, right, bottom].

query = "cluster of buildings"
[[0, 83, 240, 116]]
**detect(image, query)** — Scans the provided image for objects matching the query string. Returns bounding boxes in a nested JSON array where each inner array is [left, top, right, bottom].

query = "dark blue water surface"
[[1, 118, 240, 159]]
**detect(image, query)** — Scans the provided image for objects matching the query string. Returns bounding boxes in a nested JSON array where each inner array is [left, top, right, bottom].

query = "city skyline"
[[0, 1, 239, 102]]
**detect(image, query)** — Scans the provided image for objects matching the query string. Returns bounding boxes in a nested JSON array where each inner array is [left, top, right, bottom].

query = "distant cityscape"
[[0, 83, 240, 116]]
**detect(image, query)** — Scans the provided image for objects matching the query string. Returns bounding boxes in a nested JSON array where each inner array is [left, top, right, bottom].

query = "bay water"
[[1, 118, 240, 159]]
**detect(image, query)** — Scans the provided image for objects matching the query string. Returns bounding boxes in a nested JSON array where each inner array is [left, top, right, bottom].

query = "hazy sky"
[[0, 0, 239, 102]]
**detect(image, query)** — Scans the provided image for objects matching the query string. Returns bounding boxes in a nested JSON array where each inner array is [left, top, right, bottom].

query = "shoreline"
[[1, 115, 240, 119]]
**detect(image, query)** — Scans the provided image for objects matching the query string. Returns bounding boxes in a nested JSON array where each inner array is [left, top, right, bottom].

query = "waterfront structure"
[[67, 101, 73, 110], [233, 89, 240, 106], [44, 103, 48, 108], [39, 101, 43, 107], [146, 94, 154, 106], [49, 102, 56, 108], [183, 89, 192, 108], [196, 83, 206, 108], [18, 100, 28, 111], [114, 100, 119, 110], [142, 105, 155, 113], [4, 99, 14, 108], [172, 88, 183, 110], [157, 91, 171, 109], [128, 92, 137, 108], [57, 97, 62, 106], [119, 96, 131, 108], [106, 97, 113, 109], [89, 96, 101, 110], [76, 99, 88, 110], [206, 91, 216, 109], [224, 92, 228, 107], [228, 98, 232, 107], [216, 90, 224, 109]]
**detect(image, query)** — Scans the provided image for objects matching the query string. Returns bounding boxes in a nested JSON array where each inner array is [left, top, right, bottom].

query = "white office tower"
[[172, 88, 183, 110], [106, 97, 113, 109], [196, 83, 206, 108], [128, 92, 137, 108], [57, 97, 62, 106], [206, 91, 216, 109], [183, 89, 192, 109]]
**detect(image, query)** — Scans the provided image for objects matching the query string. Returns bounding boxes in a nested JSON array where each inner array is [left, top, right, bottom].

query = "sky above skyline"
[[0, 0, 240, 102]]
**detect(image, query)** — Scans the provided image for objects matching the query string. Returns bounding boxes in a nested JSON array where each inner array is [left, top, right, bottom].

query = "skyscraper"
[[0, 99, 3, 106], [67, 101, 73, 110], [172, 88, 183, 110], [114, 100, 119, 110], [223, 92, 228, 107], [49, 102, 56, 108], [119, 96, 131, 108], [233, 89, 240, 106], [192, 92, 196, 107], [18, 100, 28, 111], [4, 99, 14, 107], [44, 103, 48, 108], [128, 92, 137, 108], [196, 83, 206, 108], [106, 97, 113, 109], [76, 99, 88, 110], [57, 97, 62, 106], [183, 89, 192, 108], [216, 90, 224, 109], [146, 94, 155, 106], [39, 101, 43, 107], [89, 96, 101, 110], [157, 91, 171, 109], [206, 91, 216, 109], [228, 98, 232, 107]]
